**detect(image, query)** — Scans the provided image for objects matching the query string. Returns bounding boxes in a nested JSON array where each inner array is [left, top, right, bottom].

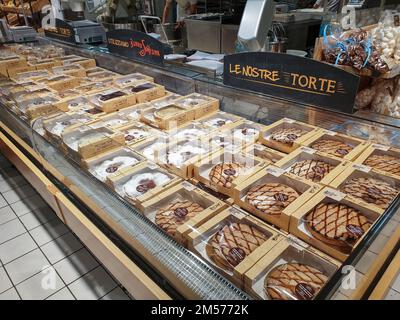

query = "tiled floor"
[[384, 250, 400, 300], [0, 152, 131, 300]]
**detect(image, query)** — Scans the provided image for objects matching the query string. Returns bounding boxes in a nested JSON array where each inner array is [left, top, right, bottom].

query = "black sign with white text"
[[106, 29, 166, 66], [223, 52, 360, 114], [44, 19, 76, 44]]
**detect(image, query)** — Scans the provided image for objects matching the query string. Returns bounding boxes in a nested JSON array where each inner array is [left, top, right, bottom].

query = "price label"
[[182, 181, 196, 191], [229, 207, 246, 219], [323, 188, 346, 201], [300, 146, 316, 154], [323, 129, 337, 136], [266, 166, 285, 177], [283, 118, 295, 124], [253, 144, 265, 151], [352, 163, 371, 173], [287, 234, 309, 250], [372, 144, 390, 151], [147, 161, 158, 170]]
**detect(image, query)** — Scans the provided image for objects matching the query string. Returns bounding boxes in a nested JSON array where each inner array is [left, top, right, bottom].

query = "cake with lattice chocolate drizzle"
[[209, 162, 245, 189], [305, 203, 371, 249], [270, 128, 306, 145], [339, 177, 398, 209], [310, 139, 353, 158], [206, 223, 268, 271], [265, 263, 328, 300], [363, 154, 400, 176], [289, 160, 334, 183], [245, 183, 299, 215], [155, 200, 204, 237]]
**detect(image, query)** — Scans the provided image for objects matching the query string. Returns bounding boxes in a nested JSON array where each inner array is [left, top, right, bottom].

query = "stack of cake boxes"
[[1, 43, 399, 299]]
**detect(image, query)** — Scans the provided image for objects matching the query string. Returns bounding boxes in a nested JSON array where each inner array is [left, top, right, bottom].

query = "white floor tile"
[[391, 271, 400, 293], [11, 194, 48, 217], [0, 267, 13, 294], [16, 266, 64, 300], [100, 287, 130, 300], [41, 232, 83, 265], [2, 185, 36, 204], [5, 249, 50, 285], [0, 233, 37, 264], [356, 251, 378, 275], [368, 234, 390, 255], [0, 175, 27, 193], [385, 288, 400, 300], [68, 266, 117, 300], [0, 219, 26, 245], [54, 248, 99, 284], [0, 287, 20, 300], [20, 207, 57, 231], [0, 206, 16, 225], [46, 287, 75, 300], [0, 195, 7, 209], [29, 218, 69, 246]]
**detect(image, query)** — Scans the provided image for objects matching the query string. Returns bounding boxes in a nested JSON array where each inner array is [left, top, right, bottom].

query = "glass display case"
[[0, 38, 399, 300]]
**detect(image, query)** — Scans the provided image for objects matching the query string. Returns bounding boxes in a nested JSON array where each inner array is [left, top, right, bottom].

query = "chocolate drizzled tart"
[[206, 223, 268, 271], [265, 263, 328, 300], [155, 200, 204, 237], [339, 177, 398, 209], [289, 160, 334, 183], [270, 128, 306, 145], [310, 139, 353, 158], [363, 154, 400, 176], [209, 162, 246, 188], [245, 183, 299, 215], [305, 203, 371, 249]]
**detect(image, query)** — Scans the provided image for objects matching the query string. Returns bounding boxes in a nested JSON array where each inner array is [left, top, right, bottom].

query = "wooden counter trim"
[[0, 124, 170, 300]]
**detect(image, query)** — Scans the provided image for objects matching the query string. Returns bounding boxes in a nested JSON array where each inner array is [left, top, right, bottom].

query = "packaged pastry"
[[197, 111, 242, 130], [11, 69, 51, 82], [83, 147, 142, 182], [187, 207, 282, 287], [37, 74, 80, 92], [6, 65, 36, 78], [0, 56, 27, 76], [85, 69, 119, 82], [330, 163, 400, 213], [222, 121, 266, 143], [302, 129, 370, 161], [289, 187, 380, 261], [174, 93, 219, 119], [74, 82, 110, 95], [244, 236, 339, 300], [234, 165, 321, 231], [43, 112, 93, 145], [122, 81, 165, 103], [193, 149, 267, 197], [61, 126, 125, 160], [260, 118, 319, 153], [107, 161, 181, 207], [88, 88, 136, 113], [52, 64, 86, 78], [115, 103, 152, 121], [113, 73, 154, 87], [354, 144, 400, 179], [140, 181, 227, 245], [140, 103, 193, 130], [16, 95, 60, 120], [243, 144, 286, 165], [88, 113, 132, 130], [150, 92, 181, 108], [206, 131, 252, 154], [117, 122, 160, 145], [155, 138, 212, 178], [12, 87, 56, 103], [28, 58, 62, 70], [62, 56, 96, 69], [131, 136, 171, 162], [275, 147, 349, 185], [167, 122, 215, 141]]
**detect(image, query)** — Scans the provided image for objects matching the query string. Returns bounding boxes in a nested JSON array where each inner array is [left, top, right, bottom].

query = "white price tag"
[[372, 144, 390, 151], [229, 207, 246, 220], [266, 166, 285, 177], [182, 181, 196, 191], [300, 146, 316, 154], [323, 130, 337, 136], [352, 163, 371, 173], [283, 118, 295, 124], [287, 234, 309, 250], [254, 144, 265, 151], [147, 161, 158, 170], [323, 188, 346, 201]]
